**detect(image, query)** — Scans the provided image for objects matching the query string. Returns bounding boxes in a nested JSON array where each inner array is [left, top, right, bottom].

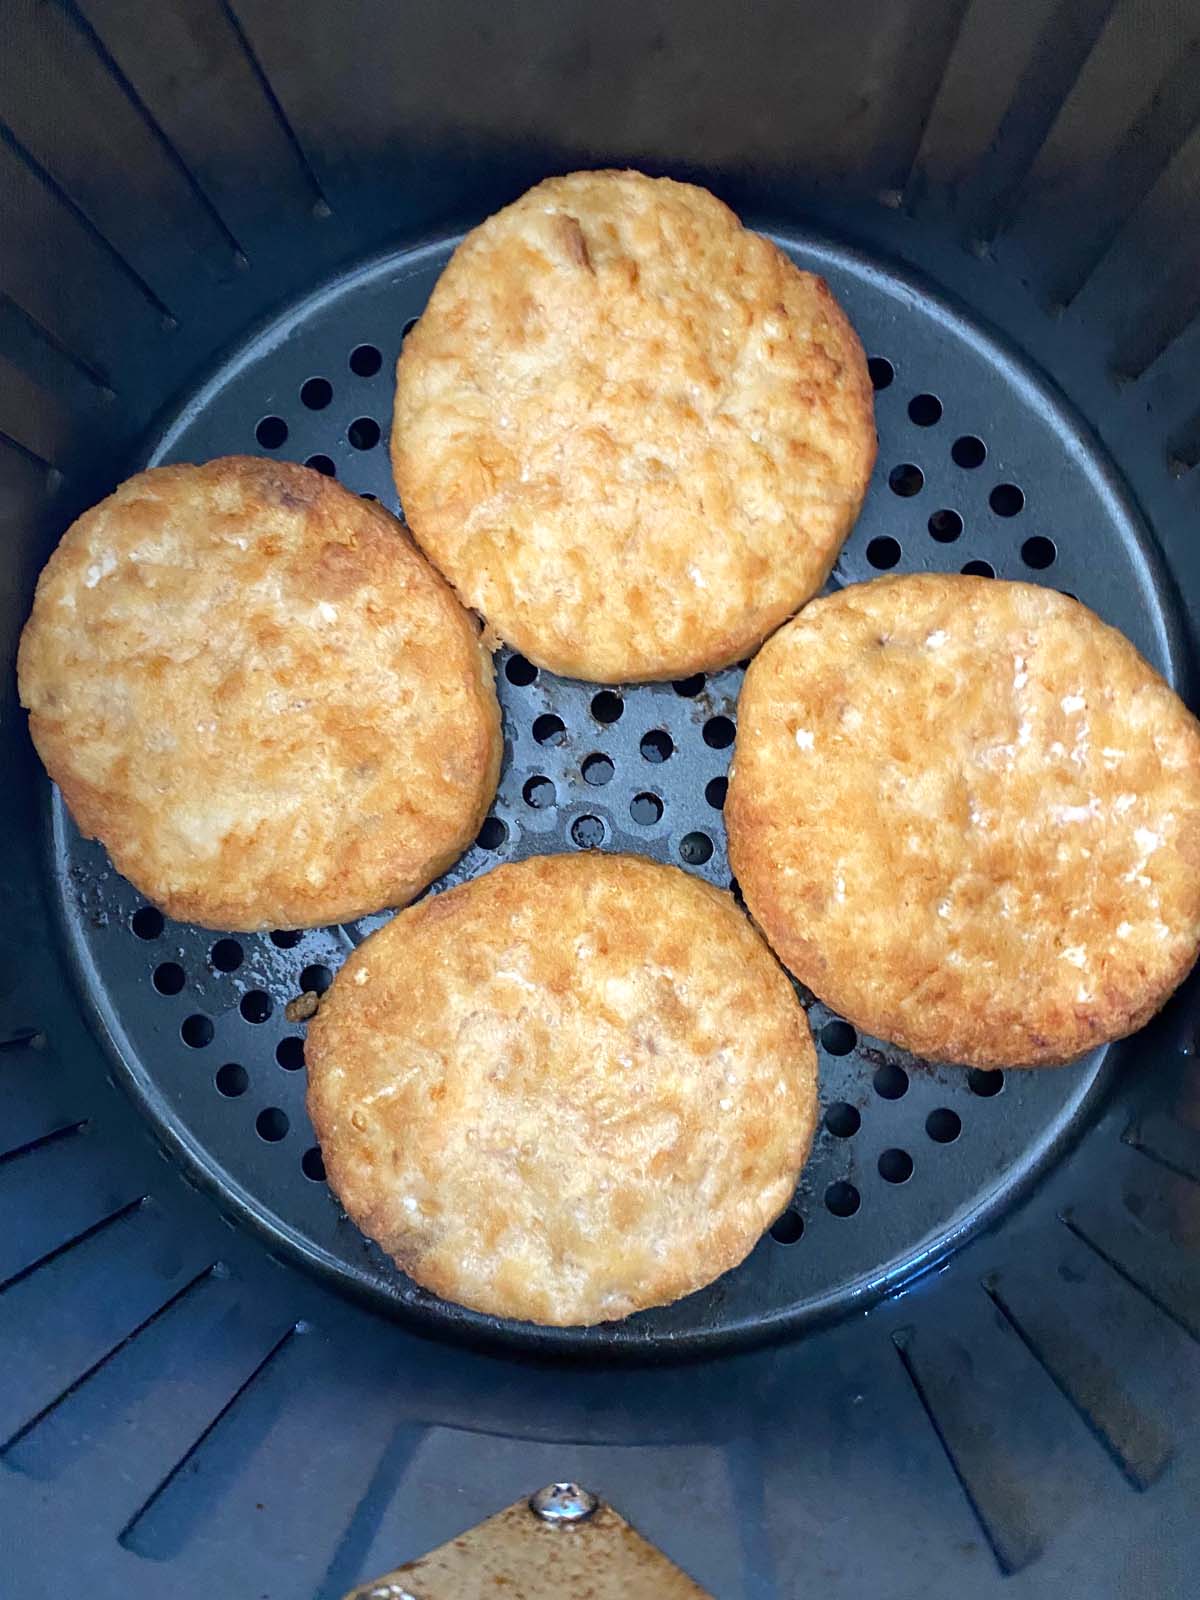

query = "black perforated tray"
[[51, 226, 1177, 1356]]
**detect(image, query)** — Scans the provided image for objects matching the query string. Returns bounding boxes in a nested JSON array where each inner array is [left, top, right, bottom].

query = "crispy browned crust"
[[17, 457, 501, 930], [727, 575, 1200, 1068], [392, 169, 875, 682], [307, 852, 818, 1325]]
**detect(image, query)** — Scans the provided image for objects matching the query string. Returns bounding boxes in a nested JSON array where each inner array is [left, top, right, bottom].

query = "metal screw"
[[529, 1482, 599, 1524]]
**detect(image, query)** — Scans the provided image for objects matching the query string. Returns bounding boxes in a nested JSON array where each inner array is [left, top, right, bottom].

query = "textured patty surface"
[[392, 169, 875, 682], [727, 575, 1200, 1067], [306, 853, 817, 1325], [18, 457, 501, 931]]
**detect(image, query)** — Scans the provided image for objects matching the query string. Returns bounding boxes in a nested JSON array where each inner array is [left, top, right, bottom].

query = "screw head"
[[529, 1482, 599, 1524]]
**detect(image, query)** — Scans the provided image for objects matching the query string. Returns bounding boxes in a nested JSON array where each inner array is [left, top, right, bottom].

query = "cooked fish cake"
[[306, 852, 818, 1325], [392, 169, 875, 682], [727, 574, 1200, 1067], [17, 457, 501, 930]]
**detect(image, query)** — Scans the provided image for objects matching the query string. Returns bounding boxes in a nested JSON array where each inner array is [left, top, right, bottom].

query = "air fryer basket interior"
[[3, 2, 1199, 1596]]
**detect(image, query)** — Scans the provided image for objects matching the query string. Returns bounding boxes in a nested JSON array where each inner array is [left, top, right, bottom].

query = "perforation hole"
[[630, 792, 663, 826], [304, 454, 336, 477], [300, 377, 332, 410], [821, 1020, 857, 1056], [153, 962, 185, 996], [210, 939, 243, 973], [582, 753, 613, 786], [256, 1107, 289, 1142], [349, 344, 382, 377], [868, 357, 894, 390], [215, 1062, 247, 1097], [908, 393, 942, 427], [255, 415, 287, 449], [591, 691, 623, 724], [299, 964, 332, 996], [269, 929, 302, 949], [825, 1181, 861, 1218], [705, 776, 727, 810], [131, 906, 164, 940], [867, 536, 902, 569], [1021, 535, 1056, 569], [879, 1148, 914, 1184], [181, 1014, 214, 1049], [888, 463, 924, 497], [571, 814, 606, 849], [770, 1210, 804, 1244], [505, 654, 538, 686], [348, 417, 381, 450], [640, 729, 674, 763], [928, 508, 963, 543], [533, 713, 568, 747], [240, 990, 273, 1024], [402, 316, 419, 340], [961, 558, 995, 578], [873, 1062, 908, 1099], [302, 1146, 326, 1181], [703, 716, 735, 749], [989, 483, 1024, 517], [679, 831, 713, 865], [825, 1102, 861, 1138], [673, 674, 705, 696], [276, 1037, 305, 1071], [952, 435, 987, 469], [968, 1068, 1004, 1097], [926, 1108, 962, 1143], [477, 816, 508, 850], [523, 776, 555, 809]]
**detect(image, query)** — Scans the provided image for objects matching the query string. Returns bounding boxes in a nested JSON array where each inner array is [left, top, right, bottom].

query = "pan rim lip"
[[46, 213, 1169, 1361]]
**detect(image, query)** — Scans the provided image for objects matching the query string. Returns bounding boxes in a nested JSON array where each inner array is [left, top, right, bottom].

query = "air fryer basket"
[[3, 2, 1199, 1595]]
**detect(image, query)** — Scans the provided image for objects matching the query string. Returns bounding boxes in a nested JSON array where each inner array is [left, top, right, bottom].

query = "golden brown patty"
[[727, 575, 1200, 1067], [392, 169, 875, 682], [306, 853, 817, 1325], [17, 458, 501, 931]]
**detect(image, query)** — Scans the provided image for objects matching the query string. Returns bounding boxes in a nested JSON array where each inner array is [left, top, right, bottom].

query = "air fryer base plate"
[[51, 223, 1184, 1356]]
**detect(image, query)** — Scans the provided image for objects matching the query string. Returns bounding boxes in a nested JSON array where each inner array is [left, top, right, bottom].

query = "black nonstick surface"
[[51, 224, 1182, 1356]]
